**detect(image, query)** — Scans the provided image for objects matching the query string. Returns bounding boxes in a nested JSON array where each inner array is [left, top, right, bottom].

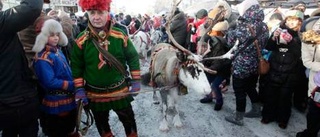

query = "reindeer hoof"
[[159, 125, 169, 132], [173, 115, 182, 128], [159, 126, 169, 132], [159, 120, 169, 131], [174, 121, 183, 128]]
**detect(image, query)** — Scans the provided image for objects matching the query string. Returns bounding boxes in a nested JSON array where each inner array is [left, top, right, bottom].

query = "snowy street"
[[58, 84, 308, 137]]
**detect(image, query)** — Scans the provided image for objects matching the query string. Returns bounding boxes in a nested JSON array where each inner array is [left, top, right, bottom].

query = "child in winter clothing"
[[261, 9, 306, 129], [32, 19, 77, 137]]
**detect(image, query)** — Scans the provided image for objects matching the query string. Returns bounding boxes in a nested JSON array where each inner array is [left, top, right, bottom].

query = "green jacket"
[[71, 25, 140, 111]]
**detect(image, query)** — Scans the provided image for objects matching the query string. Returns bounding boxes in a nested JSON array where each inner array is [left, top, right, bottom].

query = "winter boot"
[[200, 94, 213, 103], [225, 111, 244, 126], [244, 103, 261, 118]]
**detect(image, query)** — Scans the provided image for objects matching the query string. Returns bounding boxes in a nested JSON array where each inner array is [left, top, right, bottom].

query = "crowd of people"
[[1, 0, 320, 136]]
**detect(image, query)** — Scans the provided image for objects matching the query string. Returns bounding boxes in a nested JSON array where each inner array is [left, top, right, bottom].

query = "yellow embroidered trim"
[[42, 97, 74, 107], [130, 70, 141, 80], [75, 32, 89, 49], [87, 86, 129, 98], [74, 78, 84, 88], [110, 30, 128, 47]]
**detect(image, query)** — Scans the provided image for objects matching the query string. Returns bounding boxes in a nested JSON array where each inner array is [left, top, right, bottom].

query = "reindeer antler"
[[165, 0, 193, 55], [202, 39, 239, 61], [197, 6, 226, 57], [165, 0, 217, 74]]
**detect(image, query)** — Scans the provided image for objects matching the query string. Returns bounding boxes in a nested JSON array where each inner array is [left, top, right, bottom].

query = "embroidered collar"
[[45, 45, 59, 53]]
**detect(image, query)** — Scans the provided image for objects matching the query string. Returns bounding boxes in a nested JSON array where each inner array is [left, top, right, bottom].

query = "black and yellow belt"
[[85, 78, 126, 92]]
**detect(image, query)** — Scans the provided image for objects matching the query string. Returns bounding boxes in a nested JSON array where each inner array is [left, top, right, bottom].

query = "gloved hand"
[[75, 88, 88, 105], [130, 81, 141, 96]]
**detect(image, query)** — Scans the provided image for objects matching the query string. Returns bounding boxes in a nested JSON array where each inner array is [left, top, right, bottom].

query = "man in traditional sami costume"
[[71, 0, 141, 136]]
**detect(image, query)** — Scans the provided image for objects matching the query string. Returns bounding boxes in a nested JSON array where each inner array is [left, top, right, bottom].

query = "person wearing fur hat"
[[0, 0, 43, 136], [72, 0, 140, 136], [32, 19, 77, 137], [261, 9, 307, 129], [198, 21, 231, 111], [224, 0, 269, 126]]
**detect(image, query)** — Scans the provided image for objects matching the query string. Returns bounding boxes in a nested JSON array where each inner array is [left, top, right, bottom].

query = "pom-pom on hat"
[[79, 0, 112, 11], [285, 10, 304, 20], [32, 19, 68, 52]]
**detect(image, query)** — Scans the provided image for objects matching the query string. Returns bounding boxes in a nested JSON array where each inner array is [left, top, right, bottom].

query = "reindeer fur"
[[147, 43, 211, 131]]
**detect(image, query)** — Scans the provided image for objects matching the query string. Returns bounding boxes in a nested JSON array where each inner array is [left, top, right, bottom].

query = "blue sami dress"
[[33, 45, 76, 115]]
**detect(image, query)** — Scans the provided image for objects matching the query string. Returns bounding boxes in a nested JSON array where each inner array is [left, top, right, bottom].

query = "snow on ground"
[[37, 84, 308, 137], [25, 58, 309, 137], [36, 61, 311, 137]]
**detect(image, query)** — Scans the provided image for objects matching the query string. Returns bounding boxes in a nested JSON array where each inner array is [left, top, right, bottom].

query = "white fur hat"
[[236, 0, 259, 16], [212, 20, 229, 31], [32, 19, 68, 52]]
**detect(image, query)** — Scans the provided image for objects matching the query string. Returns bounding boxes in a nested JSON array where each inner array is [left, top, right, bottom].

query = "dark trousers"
[[41, 109, 77, 137], [233, 74, 259, 112], [258, 75, 268, 104], [262, 84, 293, 124], [92, 105, 137, 136], [209, 75, 226, 105], [299, 99, 320, 137], [293, 77, 308, 110], [0, 96, 40, 137]]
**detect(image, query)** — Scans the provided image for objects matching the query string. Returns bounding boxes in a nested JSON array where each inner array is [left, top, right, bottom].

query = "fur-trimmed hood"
[[32, 19, 68, 52]]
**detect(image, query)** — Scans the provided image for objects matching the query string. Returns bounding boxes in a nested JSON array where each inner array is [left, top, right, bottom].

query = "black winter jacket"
[[203, 36, 231, 78], [265, 22, 305, 86], [170, 12, 187, 46], [0, 0, 43, 99]]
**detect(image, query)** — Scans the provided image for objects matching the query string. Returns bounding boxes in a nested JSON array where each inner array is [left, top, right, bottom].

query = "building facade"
[[2, 0, 78, 13]]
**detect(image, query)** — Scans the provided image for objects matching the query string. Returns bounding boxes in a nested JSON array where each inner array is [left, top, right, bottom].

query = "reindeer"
[[150, 28, 163, 47], [143, 0, 217, 131], [130, 30, 151, 67]]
